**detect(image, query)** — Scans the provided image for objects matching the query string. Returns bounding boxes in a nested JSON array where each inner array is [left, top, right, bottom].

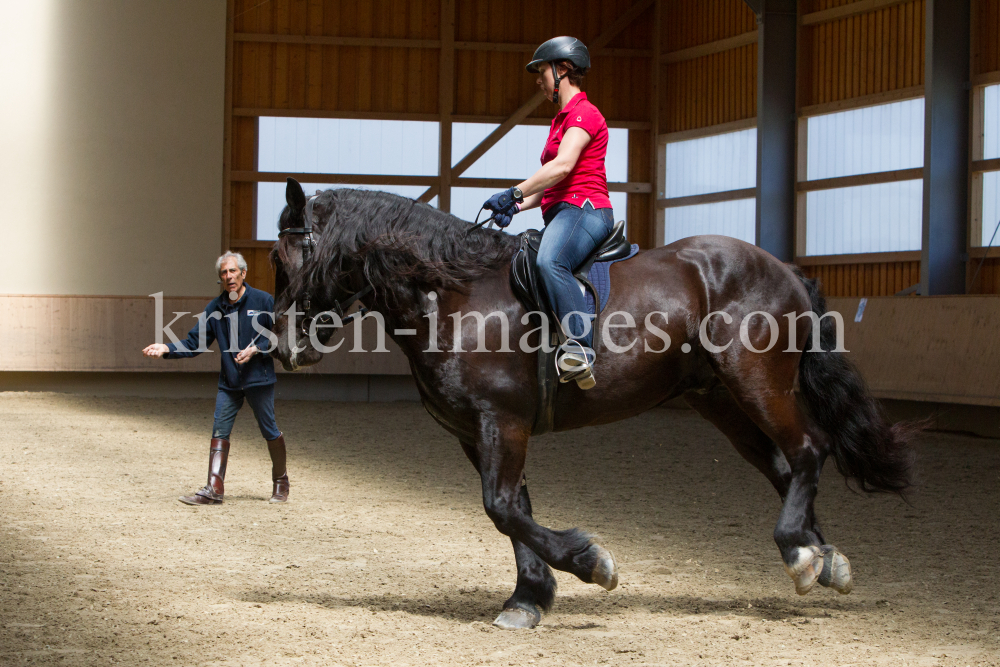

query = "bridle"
[[277, 195, 372, 336]]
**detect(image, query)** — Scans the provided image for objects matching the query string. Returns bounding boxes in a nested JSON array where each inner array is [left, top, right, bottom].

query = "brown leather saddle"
[[509, 220, 631, 435]]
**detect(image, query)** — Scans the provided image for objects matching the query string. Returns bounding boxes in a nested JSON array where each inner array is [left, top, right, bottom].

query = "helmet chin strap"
[[550, 62, 562, 106]]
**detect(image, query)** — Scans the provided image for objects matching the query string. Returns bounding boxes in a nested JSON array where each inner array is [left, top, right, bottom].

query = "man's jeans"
[[212, 385, 281, 441], [537, 201, 615, 348]]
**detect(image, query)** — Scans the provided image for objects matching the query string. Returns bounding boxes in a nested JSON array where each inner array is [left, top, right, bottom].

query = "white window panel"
[[454, 124, 629, 183], [664, 128, 757, 198], [805, 180, 922, 256], [663, 199, 756, 246], [983, 171, 1000, 246], [985, 85, 1000, 161], [257, 117, 439, 176], [807, 98, 924, 180], [256, 183, 435, 242], [449, 188, 627, 238]]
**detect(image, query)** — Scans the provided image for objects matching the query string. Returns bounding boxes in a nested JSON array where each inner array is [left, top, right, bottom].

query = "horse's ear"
[[285, 177, 306, 213]]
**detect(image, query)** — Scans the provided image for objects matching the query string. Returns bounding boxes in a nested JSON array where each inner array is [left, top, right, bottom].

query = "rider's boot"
[[556, 340, 597, 390], [178, 438, 230, 505], [266, 435, 289, 503]]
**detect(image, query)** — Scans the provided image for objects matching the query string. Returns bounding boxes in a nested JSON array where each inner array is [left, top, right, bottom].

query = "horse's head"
[[270, 179, 367, 371]]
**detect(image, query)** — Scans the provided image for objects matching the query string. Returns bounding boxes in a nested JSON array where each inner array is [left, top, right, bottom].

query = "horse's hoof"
[[784, 545, 823, 595], [590, 545, 619, 591], [493, 605, 541, 630], [817, 545, 853, 594]]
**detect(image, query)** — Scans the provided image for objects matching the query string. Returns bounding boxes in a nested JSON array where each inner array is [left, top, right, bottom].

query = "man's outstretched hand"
[[142, 344, 169, 358]]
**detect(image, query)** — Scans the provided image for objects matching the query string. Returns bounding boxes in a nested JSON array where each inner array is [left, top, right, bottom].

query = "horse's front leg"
[[469, 420, 618, 622], [459, 439, 557, 629]]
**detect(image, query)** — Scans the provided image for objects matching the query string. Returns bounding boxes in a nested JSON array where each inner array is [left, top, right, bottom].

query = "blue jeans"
[[537, 202, 615, 348], [212, 385, 281, 441]]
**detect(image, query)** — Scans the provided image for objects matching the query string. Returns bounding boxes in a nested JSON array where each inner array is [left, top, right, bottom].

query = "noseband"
[[277, 196, 372, 335]]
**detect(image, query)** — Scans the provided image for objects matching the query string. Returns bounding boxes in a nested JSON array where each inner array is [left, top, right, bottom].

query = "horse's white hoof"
[[590, 545, 619, 591], [817, 546, 853, 594], [493, 605, 540, 629], [784, 545, 823, 595]]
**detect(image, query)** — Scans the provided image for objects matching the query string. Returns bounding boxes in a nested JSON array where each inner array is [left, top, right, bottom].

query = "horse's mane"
[[280, 188, 519, 302]]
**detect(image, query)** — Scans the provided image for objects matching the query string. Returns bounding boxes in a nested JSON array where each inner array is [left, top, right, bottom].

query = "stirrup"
[[556, 341, 596, 390]]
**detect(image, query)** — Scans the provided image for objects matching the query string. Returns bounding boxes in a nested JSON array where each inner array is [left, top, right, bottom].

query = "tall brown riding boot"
[[179, 438, 230, 505], [266, 434, 289, 503]]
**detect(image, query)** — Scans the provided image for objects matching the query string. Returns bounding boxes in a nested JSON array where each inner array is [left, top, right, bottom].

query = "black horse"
[[269, 180, 915, 629]]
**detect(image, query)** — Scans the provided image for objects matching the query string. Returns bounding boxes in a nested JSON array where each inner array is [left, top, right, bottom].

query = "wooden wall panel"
[[0, 296, 410, 375], [799, 261, 920, 296], [969, 257, 1000, 294], [799, 0, 926, 107], [662, 44, 757, 133], [973, 0, 1000, 75], [245, 248, 277, 296], [235, 0, 439, 39], [664, 0, 757, 52], [827, 295, 1000, 406]]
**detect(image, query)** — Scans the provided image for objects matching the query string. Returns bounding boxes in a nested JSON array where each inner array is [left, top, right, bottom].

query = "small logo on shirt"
[[576, 116, 582, 122], [247, 310, 257, 316]]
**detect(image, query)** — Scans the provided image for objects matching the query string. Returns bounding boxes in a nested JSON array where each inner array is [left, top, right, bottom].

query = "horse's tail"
[[792, 268, 917, 496]]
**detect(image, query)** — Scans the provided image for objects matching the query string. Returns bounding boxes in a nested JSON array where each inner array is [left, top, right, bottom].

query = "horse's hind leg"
[[459, 440, 557, 629], [716, 367, 852, 595], [684, 384, 825, 544]]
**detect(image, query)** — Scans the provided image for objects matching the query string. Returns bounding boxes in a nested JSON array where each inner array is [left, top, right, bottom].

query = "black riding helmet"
[[525, 36, 591, 105]]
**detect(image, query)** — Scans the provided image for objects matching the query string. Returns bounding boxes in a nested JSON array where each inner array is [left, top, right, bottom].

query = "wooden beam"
[[229, 240, 276, 249], [657, 188, 757, 209], [972, 70, 1000, 87], [454, 41, 651, 58], [454, 178, 651, 193], [589, 0, 654, 50], [794, 251, 922, 266], [969, 246, 1000, 258], [796, 167, 924, 192], [799, 85, 924, 117], [661, 30, 758, 64], [233, 33, 652, 58], [451, 115, 650, 129], [232, 172, 439, 186], [439, 0, 454, 212], [234, 108, 440, 122], [417, 186, 440, 203], [649, 0, 662, 250], [658, 118, 757, 145], [234, 108, 650, 129], [222, 0, 235, 254], [234, 33, 440, 49], [801, 0, 913, 26], [973, 158, 1000, 173]]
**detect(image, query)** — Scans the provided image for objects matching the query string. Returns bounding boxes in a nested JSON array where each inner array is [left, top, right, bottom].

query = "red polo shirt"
[[540, 92, 612, 214]]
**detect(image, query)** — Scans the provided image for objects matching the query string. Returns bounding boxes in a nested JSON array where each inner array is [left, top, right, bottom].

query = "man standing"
[[142, 251, 289, 505]]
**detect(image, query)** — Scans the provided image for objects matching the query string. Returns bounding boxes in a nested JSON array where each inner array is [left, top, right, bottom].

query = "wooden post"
[[438, 0, 454, 212], [649, 0, 662, 249], [222, 0, 235, 253]]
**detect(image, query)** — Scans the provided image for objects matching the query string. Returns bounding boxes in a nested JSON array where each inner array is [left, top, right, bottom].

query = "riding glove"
[[482, 187, 522, 228]]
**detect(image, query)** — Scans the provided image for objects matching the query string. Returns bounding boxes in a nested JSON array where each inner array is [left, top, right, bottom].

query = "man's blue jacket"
[[164, 284, 277, 390]]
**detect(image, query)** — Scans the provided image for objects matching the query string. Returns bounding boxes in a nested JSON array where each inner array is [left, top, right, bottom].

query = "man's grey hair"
[[216, 251, 248, 275]]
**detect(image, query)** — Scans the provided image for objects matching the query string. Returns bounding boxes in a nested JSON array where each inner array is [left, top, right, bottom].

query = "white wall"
[[0, 0, 226, 296]]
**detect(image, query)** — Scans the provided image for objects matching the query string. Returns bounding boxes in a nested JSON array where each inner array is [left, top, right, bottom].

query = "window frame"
[[794, 91, 926, 261], [655, 118, 758, 248]]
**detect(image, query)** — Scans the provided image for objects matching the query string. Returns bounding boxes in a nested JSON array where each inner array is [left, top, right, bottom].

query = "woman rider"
[[482, 36, 613, 390]]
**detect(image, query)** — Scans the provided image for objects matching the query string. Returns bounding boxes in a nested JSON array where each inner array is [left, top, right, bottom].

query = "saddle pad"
[[584, 244, 640, 314]]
